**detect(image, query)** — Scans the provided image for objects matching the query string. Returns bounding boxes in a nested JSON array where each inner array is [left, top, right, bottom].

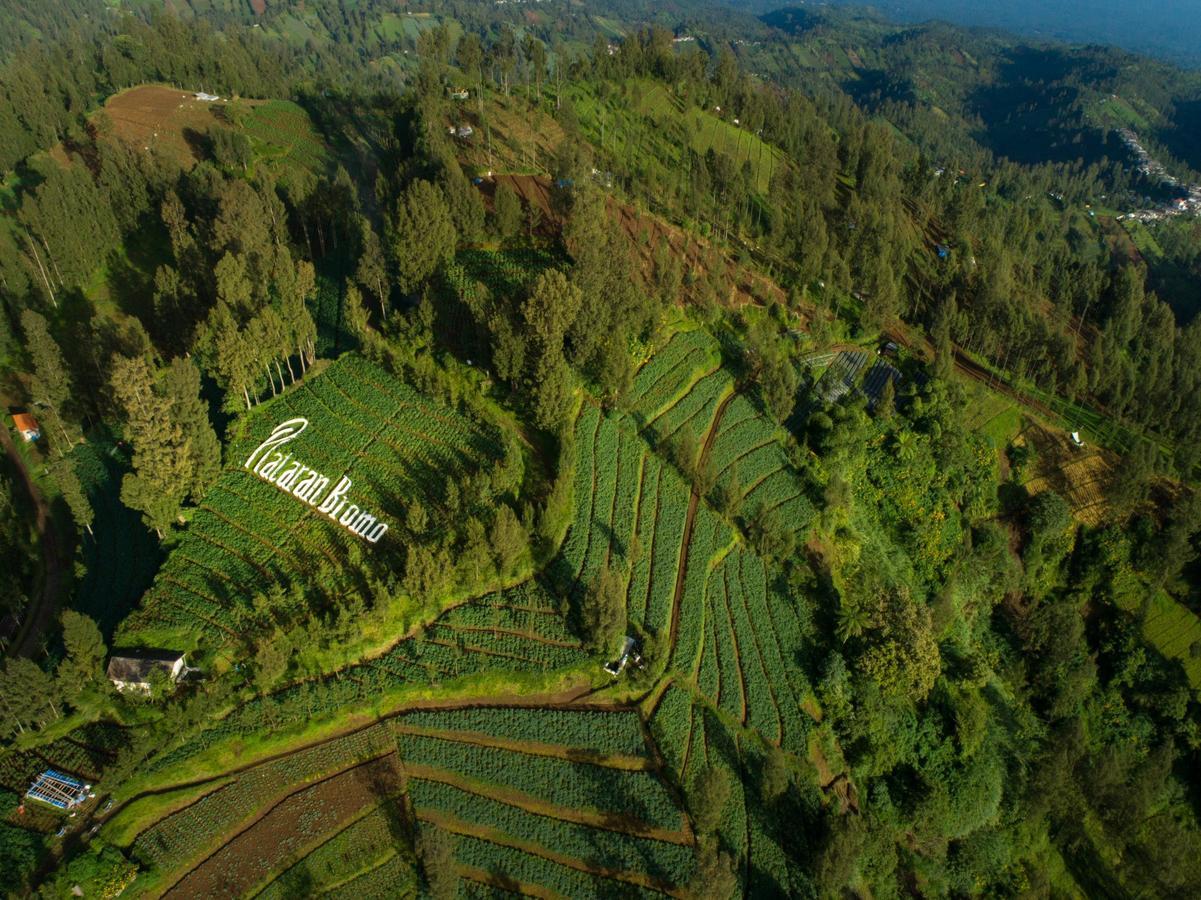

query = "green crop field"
[[395, 706, 691, 896], [116, 354, 507, 649], [82, 326, 834, 896], [244, 99, 332, 183], [1142, 592, 1201, 691], [567, 80, 786, 196]]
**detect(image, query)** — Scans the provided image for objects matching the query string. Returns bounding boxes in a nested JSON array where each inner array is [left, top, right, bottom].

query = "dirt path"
[[0, 426, 69, 657], [885, 327, 1061, 422]]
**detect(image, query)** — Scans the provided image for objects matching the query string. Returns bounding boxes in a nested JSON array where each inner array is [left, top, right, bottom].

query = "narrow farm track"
[[1, 425, 70, 657]]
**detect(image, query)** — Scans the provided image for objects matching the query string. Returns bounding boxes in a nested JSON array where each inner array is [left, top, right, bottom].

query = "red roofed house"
[[12, 414, 40, 442]]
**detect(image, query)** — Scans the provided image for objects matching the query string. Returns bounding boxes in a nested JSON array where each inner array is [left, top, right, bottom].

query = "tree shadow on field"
[[270, 860, 316, 896], [181, 126, 210, 163], [358, 753, 413, 851]]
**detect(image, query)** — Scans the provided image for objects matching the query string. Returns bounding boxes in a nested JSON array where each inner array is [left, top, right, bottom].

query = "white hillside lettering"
[[243, 418, 389, 543]]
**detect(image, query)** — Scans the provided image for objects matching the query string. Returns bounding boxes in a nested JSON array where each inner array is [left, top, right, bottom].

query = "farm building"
[[106, 649, 188, 693], [11, 413, 40, 442], [26, 769, 92, 810]]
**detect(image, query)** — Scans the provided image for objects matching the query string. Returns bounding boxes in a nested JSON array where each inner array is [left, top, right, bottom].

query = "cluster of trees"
[[0, 610, 108, 739], [785, 373, 1201, 896]]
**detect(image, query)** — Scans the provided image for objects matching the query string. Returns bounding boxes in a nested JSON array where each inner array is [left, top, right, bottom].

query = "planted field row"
[[738, 468, 815, 531], [407, 778, 694, 886], [164, 756, 402, 899], [123, 354, 504, 646], [694, 548, 811, 754], [133, 724, 395, 871], [393, 730, 684, 833], [644, 471, 692, 633], [394, 707, 649, 759], [647, 369, 732, 456], [559, 403, 602, 587], [647, 683, 692, 777], [628, 329, 720, 425], [706, 392, 815, 532], [648, 686, 748, 874], [254, 804, 406, 900], [556, 405, 682, 627], [450, 831, 661, 899], [655, 695, 748, 879], [322, 852, 414, 900], [669, 507, 734, 678], [1142, 592, 1201, 690]]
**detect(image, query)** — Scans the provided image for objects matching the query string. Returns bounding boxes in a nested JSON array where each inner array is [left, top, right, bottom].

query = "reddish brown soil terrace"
[[102, 85, 229, 167], [477, 173, 788, 311], [164, 755, 401, 898]]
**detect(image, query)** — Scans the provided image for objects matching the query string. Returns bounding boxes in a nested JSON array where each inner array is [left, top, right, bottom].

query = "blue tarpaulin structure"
[[26, 770, 90, 810]]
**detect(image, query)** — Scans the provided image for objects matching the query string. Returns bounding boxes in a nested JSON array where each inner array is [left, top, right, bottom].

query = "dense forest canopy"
[[0, 1, 1199, 898]]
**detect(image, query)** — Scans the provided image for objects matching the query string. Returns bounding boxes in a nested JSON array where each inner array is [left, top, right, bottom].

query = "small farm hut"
[[106, 649, 188, 694], [12, 413, 40, 442]]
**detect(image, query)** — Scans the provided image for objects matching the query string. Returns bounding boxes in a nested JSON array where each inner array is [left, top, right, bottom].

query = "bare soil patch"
[[165, 755, 402, 898], [102, 85, 228, 167]]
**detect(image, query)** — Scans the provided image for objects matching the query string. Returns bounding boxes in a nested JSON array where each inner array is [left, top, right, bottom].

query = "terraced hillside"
[[117, 354, 509, 649], [89, 326, 825, 897]]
